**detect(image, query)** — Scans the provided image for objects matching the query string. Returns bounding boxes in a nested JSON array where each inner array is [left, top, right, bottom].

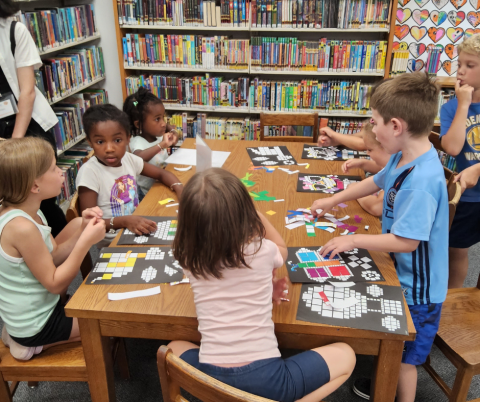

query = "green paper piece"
[[249, 190, 276, 201], [305, 222, 316, 237], [241, 172, 256, 187]]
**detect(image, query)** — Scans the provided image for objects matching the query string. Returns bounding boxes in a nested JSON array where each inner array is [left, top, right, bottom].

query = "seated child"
[[0, 137, 105, 360], [439, 33, 480, 288], [167, 168, 356, 402], [76, 104, 183, 243], [341, 122, 391, 217], [123, 87, 179, 199], [312, 72, 448, 402]]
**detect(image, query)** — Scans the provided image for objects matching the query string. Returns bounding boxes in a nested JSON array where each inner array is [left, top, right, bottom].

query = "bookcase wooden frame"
[[112, 0, 398, 119]]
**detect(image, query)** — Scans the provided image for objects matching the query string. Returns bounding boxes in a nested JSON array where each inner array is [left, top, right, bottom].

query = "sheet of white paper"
[[329, 296, 359, 309], [166, 203, 179, 207], [286, 221, 305, 230], [174, 166, 193, 171], [329, 281, 356, 287], [196, 135, 212, 172], [165, 148, 231, 168], [108, 286, 160, 301]]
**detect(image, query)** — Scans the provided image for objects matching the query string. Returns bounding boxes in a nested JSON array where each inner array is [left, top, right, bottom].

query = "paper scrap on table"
[[315, 222, 336, 228], [166, 203, 179, 207], [298, 163, 308, 166], [108, 286, 160, 301], [329, 296, 359, 309], [354, 215, 363, 223], [159, 198, 175, 205], [266, 210, 276, 216], [338, 203, 348, 208], [347, 225, 358, 232], [287, 170, 300, 175], [316, 209, 323, 215], [174, 166, 192, 171], [329, 281, 355, 287], [165, 148, 230, 168], [337, 215, 350, 222], [317, 227, 335, 233], [340, 229, 349, 236], [286, 221, 305, 230], [324, 213, 335, 218], [365, 225, 369, 230], [274, 199, 285, 202], [170, 278, 190, 286]]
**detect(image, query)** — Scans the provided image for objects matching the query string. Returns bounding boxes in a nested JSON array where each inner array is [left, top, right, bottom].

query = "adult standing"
[[0, 0, 66, 236]]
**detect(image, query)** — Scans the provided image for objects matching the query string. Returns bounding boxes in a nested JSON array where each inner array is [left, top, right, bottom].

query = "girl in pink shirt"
[[168, 168, 355, 402]]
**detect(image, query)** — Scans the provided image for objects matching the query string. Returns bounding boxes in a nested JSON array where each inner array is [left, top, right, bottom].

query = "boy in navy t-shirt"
[[311, 72, 448, 402], [440, 34, 480, 288]]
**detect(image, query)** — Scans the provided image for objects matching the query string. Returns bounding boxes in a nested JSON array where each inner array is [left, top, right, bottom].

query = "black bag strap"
[[10, 20, 17, 56]]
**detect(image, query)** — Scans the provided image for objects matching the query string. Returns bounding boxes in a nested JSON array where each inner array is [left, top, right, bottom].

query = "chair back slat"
[[260, 113, 318, 143]]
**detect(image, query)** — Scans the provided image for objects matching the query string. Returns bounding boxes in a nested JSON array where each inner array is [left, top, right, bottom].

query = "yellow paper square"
[[127, 258, 136, 265], [159, 198, 175, 205], [266, 210, 276, 215], [107, 262, 116, 268], [138, 253, 147, 258], [102, 253, 112, 258], [102, 274, 112, 280], [117, 262, 126, 267]]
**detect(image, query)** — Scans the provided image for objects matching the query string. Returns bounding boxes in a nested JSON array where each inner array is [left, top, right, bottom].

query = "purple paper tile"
[[347, 225, 358, 232], [354, 215, 363, 223], [338, 203, 348, 208]]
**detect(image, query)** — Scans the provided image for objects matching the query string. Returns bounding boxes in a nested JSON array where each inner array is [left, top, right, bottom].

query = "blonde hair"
[[362, 121, 381, 148], [0, 137, 54, 206], [458, 34, 480, 57]]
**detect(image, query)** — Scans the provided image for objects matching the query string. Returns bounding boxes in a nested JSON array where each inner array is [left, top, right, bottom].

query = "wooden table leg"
[[371, 339, 404, 402], [79, 318, 116, 402]]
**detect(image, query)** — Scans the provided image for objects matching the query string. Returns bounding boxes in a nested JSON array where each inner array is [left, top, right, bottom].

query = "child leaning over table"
[[311, 72, 448, 402]]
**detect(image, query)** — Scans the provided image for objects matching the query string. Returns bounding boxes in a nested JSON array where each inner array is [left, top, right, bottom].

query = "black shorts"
[[449, 201, 480, 249], [10, 299, 73, 347]]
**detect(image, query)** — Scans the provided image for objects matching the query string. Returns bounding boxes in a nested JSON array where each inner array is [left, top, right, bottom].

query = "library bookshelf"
[[112, 0, 399, 120]]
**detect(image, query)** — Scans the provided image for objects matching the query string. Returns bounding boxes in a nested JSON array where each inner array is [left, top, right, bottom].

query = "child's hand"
[[161, 132, 178, 149], [456, 80, 474, 107], [81, 207, 103, 230], [80, 218, 106, 246], [454, 164, 480, 193], [320, 236, 356, 259], [124, 216, 157, 235], [272, 276, 289, 305], [342, 159, 364, 173], [318, 127, 339, 147], [311, 198, 338, 217]]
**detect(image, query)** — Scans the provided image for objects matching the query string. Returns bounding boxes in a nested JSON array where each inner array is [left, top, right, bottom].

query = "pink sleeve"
[[272, 244, 284, 269]]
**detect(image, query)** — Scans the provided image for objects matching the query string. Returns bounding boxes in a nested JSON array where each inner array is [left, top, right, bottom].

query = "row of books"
[[125, 75, 373, 114], [123, 34, 249, 69], [321, 117, 366, 135], [51, 89, 109, 153], [117, 0, 248, 27], [251, 0, 392, 29], [34, 46, 106, 103], [437, 150, 456, 172], [56, 144, 93, 206], [16, 6, 97, 53], [250, 38, 387, 73], [436, 89, 456, 123]]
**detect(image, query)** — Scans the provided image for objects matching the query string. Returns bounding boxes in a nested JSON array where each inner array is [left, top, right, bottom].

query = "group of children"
[[1, 33, 480, 402]]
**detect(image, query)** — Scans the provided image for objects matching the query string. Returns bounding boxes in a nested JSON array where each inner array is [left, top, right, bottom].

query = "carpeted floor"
[[3, 243, 480, 402]]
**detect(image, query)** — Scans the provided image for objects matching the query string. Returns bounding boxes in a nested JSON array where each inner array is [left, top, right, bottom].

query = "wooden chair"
[[446, 175, 462, 231], [157, 346, 276, 402], [260, 113, 319, 143], [430, 131, 455, 182], [422, 273, 480, 401]]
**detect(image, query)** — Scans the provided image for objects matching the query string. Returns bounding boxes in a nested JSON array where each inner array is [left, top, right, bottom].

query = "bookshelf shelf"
[[258, 109, 371, 118], [164, 104, 249, 113], [57, 133, 87, 157], [48, 76, 105, 106], [124, 66, 249, 73], [251, 27, 390, 33], [120, 24, 250, 31], [39, 33, 101, 57], [250, 70, 384, 76]]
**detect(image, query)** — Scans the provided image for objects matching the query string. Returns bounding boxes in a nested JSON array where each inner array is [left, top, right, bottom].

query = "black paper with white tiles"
[[302, 145, 369, 161], [246, 146, 297, 166], [117, 216, 177, 245]]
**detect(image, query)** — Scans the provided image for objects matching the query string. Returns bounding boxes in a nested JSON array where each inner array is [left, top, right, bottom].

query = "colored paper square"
[[298, 263, 308, 268], [102, 253, 112, 259], [314, 261, 324, 267], [159, 198, 175, 205], [306, 268, 319, 277], [127, 258, 136, 265], [107, 262, 116, 268], [266, 210, 276, 215], [102, 274, 112, 280], [307, 262, 316, 267], [138, 253, 147, 258], [117, 262, 126, 267], [329, 265, 351, 276], [318, 268, 329, 278]]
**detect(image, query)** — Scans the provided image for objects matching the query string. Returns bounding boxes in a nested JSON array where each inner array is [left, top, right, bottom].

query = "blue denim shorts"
[[180, 349, 330, 402], [402, 303, 443, 366]]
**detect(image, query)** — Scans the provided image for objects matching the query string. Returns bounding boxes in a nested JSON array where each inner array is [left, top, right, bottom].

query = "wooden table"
[[66, 139, 416, 402]]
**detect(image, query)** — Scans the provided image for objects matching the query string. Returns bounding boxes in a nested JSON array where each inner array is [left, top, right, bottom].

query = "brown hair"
[[172, 168, 265, 280], [0, 138, 54, 206], [362, 121, 380, 148], [458, 34, 480, 58], [370, 72, 439, 137]]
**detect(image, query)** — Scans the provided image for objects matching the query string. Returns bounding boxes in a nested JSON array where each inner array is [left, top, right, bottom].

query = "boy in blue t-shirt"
[[311, 72, 448, 402], [440, 34, 480, 289]]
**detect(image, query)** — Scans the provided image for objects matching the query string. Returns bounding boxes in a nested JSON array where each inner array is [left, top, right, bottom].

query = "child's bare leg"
[[448, 247, 469, 288], [43, 318, 80, 350], [297, 343, 356, 402], [396, 363, 417, 402], [54, 217, 82, 245], [167, 340, 199, 356]]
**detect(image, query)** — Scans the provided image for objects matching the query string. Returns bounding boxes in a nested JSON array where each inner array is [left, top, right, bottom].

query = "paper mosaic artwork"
[[87, 247, 184, 285], [246, 146, 297, 166], [287, 247, 384, 284], [302, 145, 369, 161], [297, 174, 361, 194], [296, 283, 408, 335], [118, 216, 177, 245]]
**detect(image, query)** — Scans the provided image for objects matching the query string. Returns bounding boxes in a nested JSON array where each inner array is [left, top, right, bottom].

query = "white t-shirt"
[[129, 136, 168, 195], [185, 239, 284, 364], [76, 153, 144, 220]]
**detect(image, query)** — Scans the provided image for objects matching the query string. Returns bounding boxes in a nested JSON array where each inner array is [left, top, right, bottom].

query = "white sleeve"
[[129, 153, 145, 176], [129, 136, 147, 153], [14, 22, 42, 69], [76, 162, 100, 194]]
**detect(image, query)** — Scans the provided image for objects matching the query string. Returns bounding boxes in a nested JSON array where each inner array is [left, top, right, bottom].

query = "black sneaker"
[[353, 378, 371, 400]]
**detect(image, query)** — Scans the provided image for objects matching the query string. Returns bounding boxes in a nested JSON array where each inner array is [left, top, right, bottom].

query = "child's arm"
[[440, 81, 473, 156], [454, 163, 480, 193], [311, 176, 381, 217], [141, 162, 183, 198], [318, 127, 366, 150], [357, 191, 384, 217], [342, 159, 382, 174], [78, 186, 157, 235], [12, 218, 105, 294], [258, 211, 287, 261], [133, 132, 177, 162]]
